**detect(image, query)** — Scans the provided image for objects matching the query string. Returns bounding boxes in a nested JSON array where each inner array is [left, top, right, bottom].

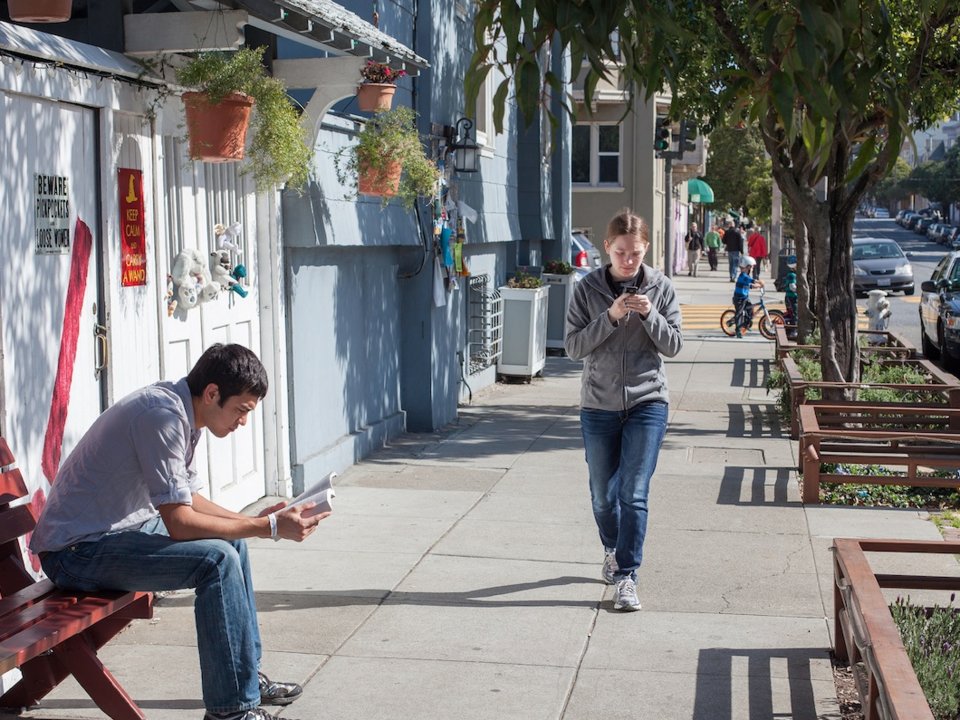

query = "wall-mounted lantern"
[[444, 117, 480, 173]]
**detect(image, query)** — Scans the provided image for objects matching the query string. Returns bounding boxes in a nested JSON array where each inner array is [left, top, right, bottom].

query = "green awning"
[[687, 178, 714, 204]]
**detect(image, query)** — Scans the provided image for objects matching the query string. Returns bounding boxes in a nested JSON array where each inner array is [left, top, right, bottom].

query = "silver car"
[[852, 236, 914, 296]]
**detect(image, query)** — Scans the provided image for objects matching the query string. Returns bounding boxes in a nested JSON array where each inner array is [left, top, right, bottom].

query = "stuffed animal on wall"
[[214, 222, 242, 253], [209, 250, 247, 297], [170, 247, 214, 311]]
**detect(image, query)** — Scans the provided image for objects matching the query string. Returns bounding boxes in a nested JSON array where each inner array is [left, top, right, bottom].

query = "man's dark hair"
[[186, 343, 268, 404]]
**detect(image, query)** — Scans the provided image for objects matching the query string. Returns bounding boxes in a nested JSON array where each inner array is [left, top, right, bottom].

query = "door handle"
[[94, 323, 108, 381]]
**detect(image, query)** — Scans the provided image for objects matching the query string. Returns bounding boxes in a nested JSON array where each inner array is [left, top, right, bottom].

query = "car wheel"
[[922, 325, 940, 360], [938, 323, 958, 371], [905, 285, 915, 296]]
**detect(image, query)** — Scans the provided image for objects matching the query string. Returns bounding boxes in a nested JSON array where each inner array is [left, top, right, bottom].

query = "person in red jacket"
[[746, 226, 768, 280]]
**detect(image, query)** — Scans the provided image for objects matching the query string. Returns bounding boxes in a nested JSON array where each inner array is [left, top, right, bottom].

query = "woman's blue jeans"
[[40, 517, 261, 714], [580, 401, 669, 579]]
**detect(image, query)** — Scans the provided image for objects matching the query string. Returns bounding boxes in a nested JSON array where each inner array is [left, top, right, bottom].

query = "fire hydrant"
[[865, 289, 891, 343]]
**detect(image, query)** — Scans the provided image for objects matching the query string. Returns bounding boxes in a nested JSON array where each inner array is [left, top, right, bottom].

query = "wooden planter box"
[[774, 326, 916, 361], [497, 286, 549, 378], [780, 355, 960, 440], [833, 538, 960, 720], [542, 272, 576, 351], [798, 403, 960, 503]]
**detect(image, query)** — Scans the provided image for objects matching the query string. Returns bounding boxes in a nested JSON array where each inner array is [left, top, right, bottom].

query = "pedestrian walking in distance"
[[564, 208, 683, 612], [684, 222, 704, 277], [722, 220, 744, 281], [703, 224, 722, 271]]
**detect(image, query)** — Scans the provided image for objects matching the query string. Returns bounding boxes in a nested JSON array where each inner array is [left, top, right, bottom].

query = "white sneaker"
[[601, 550, 618, 585], [613, 577, 641, 611]]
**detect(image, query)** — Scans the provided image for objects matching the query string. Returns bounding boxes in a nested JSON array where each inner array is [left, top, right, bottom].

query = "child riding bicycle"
[[733, 255, 764, 338]]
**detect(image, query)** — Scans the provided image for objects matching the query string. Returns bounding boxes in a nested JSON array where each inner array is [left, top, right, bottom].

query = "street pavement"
[[8, 266, 957, 720]]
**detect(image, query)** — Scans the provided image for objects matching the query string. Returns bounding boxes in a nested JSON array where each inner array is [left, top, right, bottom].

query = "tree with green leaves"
[[469, 1, 960, 385], [702, 126, 766, 219], [871, 157, 912, 210]]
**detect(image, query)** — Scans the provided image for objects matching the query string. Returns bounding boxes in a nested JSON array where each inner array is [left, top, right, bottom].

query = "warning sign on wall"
[[119, 169, 147, 287], [35, 174, 71, 255]]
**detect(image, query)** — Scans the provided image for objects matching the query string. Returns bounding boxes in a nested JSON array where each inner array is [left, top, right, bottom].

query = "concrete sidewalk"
[[13, 270, 954, 720]]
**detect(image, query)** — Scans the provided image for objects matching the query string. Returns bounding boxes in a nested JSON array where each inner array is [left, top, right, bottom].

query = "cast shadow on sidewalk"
[[731, 358, 775, 389], [717, 466, 796, 506], [727, 403, 785, 438], [155, 576, 604, 612], [692, 647, 834, 720]]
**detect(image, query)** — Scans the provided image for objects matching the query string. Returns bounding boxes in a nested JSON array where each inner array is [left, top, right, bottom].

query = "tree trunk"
[[793, 216, 815, 342], [816, 153, 860, 393]]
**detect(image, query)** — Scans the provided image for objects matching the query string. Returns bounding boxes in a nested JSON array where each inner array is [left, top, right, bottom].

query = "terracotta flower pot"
[[356, 83, 396, 112], [8, 0, 72, 22], [358, 160, 402, 197], [182, 91, 255, 162]]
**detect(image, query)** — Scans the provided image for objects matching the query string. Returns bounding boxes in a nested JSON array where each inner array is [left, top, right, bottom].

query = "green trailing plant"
[[176, 47, 311, 190], [506, 272, 543, 289], [543, 260, 574, 274], [334, 106, 439, 209], [890, 596, 960, 720]]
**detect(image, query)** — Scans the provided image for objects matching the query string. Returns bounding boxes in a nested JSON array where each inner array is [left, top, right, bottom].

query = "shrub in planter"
[[335, 106, 439, 208], [544, 260, 574, 275], [507, 272, 544, 289], [356, 60, 407, 112], [175, 47, 311, 190]]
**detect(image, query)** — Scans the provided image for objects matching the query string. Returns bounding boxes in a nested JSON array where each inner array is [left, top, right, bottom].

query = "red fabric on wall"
[[41, 218, 93, 484]]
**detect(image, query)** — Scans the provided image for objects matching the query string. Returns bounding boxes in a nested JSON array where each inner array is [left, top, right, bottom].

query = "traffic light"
[[679, 120, 698, 154], [654, 116, 671, 153]]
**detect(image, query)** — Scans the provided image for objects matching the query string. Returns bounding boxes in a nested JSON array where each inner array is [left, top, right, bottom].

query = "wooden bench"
[[780, 355, 960, 439], [833, 538, 960, 720], [798, 404, 960, 503], [0, 437, 153, 719]]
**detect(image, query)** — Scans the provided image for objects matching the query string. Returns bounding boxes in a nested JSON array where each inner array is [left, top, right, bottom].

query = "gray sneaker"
[[601, 550, 618, 585], [613, 577, 641, 611]]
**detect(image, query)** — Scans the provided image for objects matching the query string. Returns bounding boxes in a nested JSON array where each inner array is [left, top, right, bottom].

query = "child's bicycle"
[[720, 287, 786, 340]]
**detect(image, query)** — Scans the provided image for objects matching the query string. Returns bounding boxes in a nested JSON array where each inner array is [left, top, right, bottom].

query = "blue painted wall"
[[280, 0, 571, 489]]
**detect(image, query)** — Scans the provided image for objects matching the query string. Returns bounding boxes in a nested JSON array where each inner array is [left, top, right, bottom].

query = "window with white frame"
[[572, 123, 621, 186]]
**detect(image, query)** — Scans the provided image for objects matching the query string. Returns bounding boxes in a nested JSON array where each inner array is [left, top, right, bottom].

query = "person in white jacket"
[[564, 208, 683, 611]]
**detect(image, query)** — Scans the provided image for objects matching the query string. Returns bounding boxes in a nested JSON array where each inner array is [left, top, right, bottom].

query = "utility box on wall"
[[543, 273, 576, 351], [497, 285, 549, 378]]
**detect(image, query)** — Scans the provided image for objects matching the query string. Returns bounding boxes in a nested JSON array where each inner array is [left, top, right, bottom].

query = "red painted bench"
[[0, 437, 153, 719]]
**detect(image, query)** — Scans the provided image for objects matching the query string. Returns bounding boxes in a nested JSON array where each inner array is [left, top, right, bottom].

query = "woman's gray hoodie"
[[564, 264, 683, 411]]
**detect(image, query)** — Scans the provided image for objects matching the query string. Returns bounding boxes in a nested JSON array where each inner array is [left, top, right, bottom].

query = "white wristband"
[[267, 512, 278, 540]]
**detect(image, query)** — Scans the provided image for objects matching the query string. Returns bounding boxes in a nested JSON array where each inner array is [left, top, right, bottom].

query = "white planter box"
[[542, 273, 577, 350], [497, 285, 550, 377]]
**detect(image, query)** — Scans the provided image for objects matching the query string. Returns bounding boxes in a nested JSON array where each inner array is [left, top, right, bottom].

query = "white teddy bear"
[[171, 247, 215, 311]]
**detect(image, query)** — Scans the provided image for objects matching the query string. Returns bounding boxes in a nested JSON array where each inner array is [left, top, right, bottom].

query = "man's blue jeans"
[[728, 250, 741, 280], [580, 401, 668, 579], [40, 517, 261, 715]]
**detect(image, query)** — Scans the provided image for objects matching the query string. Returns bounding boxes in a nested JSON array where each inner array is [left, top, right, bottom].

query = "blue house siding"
[[281, 0, 572, 490]]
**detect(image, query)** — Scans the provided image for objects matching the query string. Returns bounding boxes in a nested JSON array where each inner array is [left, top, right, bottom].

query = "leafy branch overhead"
[[470, 1, 960, 388]]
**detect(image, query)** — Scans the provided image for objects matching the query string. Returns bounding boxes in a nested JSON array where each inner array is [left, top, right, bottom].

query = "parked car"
[[919, 250, 960, 369], [852, 236, 914, 296], [873, 207, 890, 218], [899, 211, 920, 228], [571, 231, 602, 274]]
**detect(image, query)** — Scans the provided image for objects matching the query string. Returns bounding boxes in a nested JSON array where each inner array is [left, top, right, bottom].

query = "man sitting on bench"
[[29, 343, 327, 720]]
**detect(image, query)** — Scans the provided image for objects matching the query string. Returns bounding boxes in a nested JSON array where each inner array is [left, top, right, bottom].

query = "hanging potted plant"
[[356, 60, 407, 112], [335, 106, 439, 208], [175, 47, 311, 190], [8, 0, 72, 22]]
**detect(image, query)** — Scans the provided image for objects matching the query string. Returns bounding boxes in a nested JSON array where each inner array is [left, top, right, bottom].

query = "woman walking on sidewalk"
[[564, 208, 683, 612]]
